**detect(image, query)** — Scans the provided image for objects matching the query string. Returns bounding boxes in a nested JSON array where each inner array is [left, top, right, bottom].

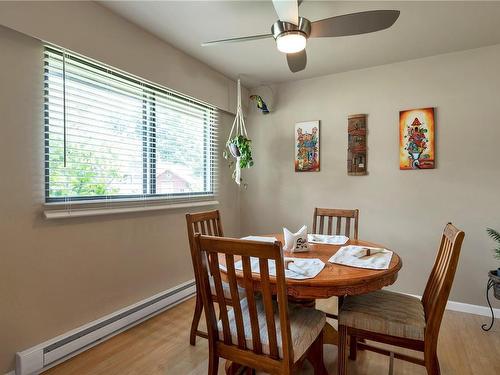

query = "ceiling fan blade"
[[287, 50, 307, 73], [202, 34, 272, 47], [310, 10, 400, 38], [272, 0, 299, 25]]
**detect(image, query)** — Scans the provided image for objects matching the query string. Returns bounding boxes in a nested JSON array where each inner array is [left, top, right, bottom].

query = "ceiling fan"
[[202, 0, 400, 73]]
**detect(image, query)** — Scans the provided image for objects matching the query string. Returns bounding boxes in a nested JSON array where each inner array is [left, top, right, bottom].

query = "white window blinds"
[[44, 46, 218, 204]]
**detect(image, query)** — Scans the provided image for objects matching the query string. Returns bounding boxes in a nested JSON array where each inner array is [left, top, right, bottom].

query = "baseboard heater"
[[15, 279, 196, 375]]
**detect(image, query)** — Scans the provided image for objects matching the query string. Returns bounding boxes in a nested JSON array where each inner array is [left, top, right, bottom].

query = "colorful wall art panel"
[[399, 108, 435, 170], [347, 114, 368, 175], [295, 120, 320, 172]]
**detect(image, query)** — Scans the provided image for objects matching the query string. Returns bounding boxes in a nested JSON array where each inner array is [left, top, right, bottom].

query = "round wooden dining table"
[[220, 233, 402, 346], [266, 234, 401, 300]]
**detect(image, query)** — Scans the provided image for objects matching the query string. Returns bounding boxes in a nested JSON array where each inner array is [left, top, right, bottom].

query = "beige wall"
[[0, 1, 245, 114], [0, 25, 240, 374], [242, 45, 500, 310]]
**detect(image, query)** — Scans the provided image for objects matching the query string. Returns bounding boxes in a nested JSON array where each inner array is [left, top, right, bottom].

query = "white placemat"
[[329, 245, 393, 270], [234, 257, 325, 280], [308, 234, 349, 245]]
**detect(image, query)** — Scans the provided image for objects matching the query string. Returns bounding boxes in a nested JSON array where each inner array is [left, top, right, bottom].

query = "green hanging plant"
[[223, 135, 254, 184], [230, 135, 254, 169]]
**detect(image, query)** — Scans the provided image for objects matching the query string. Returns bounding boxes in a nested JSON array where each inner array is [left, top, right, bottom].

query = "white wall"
[[242, 44, 500, 309]]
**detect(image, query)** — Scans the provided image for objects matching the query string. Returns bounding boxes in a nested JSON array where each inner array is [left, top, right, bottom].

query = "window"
[[44, 46, 217, 204]]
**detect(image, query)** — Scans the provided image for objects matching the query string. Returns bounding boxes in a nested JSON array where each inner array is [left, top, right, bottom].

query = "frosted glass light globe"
[[276, 32, 307, 54]]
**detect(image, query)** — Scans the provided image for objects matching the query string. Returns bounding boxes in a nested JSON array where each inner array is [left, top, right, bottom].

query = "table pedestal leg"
[[224, 361, 254, 375], [323, 322, 339, 346], [287, 296, 316, 308]]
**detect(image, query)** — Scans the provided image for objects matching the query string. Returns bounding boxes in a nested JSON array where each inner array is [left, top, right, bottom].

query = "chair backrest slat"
[[210, 219, 217, 236], [336, 216, 342, 235], [421, 223, 465, 351], [344, 217, 351, 237], [425, 238, 450, 306], [259, 257, 279, 359], [242, 256, 263, 354], [207, 251, 231, 344], [206, 220, 214, 235], [225, 254, 246, 349], [193, 235, 292, 364], [313, 208, 359, 239], [274, 252, 293, 365], [195, 244, 219, 339], [327, 216, 333, 235]]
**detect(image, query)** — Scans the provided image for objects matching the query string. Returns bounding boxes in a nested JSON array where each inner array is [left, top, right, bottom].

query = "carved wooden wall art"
[[347, 114, 367, 176]]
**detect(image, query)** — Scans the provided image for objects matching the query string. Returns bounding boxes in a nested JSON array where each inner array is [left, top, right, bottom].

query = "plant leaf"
[[487, 228, 500, 243]]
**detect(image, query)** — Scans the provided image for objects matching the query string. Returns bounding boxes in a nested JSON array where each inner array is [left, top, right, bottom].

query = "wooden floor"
[[43, 297, 500, 375]]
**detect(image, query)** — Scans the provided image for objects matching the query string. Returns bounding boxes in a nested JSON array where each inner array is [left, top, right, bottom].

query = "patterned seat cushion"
[[217, 296, 325, 360], [209, 276, 246, 300], [339, 290, 425, 341]]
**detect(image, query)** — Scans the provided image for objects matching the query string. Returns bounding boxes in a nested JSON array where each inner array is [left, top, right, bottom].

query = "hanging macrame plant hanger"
[[226, 78, 251, 185]]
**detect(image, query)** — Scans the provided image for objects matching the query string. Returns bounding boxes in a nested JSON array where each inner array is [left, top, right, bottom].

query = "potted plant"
[[223, 135, 254, 184], [486, 228, 500, 299], [229, 135, 253, 168]]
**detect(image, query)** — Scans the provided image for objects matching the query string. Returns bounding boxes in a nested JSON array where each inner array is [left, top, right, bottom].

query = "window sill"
[[43, 199, 219, 219]]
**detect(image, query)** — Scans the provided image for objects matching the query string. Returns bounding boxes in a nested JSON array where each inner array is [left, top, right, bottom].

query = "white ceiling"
[[101, 1, 500, 87]]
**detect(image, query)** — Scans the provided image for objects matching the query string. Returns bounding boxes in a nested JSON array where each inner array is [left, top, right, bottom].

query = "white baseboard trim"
[[445, 299, 500, 318], [15, 279, 196, 375], [405, 293, 500, 318]]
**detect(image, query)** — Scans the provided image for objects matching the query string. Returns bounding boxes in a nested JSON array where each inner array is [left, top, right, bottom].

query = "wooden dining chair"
[[312, 208, 359, 240], [313, 207, 359, 319], [193, 234, 328, 375], [337, 223, 465, 375], [186, 210, 246, 346]]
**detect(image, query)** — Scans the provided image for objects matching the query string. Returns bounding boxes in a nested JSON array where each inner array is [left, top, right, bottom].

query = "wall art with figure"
[[295, 121, 320, 172], [399, 108, 435, 170]]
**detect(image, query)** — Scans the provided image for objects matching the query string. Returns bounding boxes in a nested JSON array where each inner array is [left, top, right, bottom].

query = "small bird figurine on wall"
[[249, 94, 270, 114]]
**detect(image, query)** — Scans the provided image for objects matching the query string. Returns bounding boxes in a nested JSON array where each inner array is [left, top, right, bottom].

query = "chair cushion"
[[217, 296, 325, 360], [209, 276, 246, 301], [339, 290, 425, 341]]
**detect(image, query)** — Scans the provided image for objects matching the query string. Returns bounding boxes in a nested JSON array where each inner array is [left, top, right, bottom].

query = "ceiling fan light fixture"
[[276, 31, 307, 54]]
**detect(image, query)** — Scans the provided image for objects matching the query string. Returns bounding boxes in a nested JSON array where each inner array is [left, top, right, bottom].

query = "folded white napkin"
[[329, 245, 393, 270], [241, 236, 278, 243], [307, 234, 349, 245], [283, 225, 309, 252], [351, 247, 385, 258], [234, 257, 325, 280]]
